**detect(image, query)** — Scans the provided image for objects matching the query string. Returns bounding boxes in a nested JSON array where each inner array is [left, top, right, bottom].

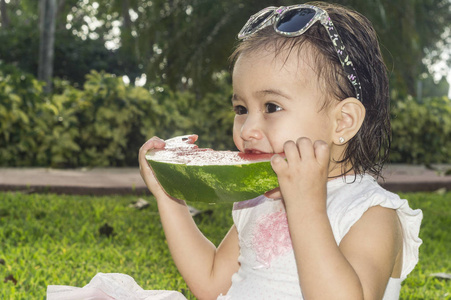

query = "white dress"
[[221, 174, 423, 299]]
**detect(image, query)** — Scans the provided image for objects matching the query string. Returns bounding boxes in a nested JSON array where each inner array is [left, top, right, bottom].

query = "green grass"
[[398, 192, 451, 299], [0, 191, 450, 299]]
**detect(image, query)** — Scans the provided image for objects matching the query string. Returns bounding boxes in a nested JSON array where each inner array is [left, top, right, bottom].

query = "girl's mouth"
[[244, 149, 268, 154]]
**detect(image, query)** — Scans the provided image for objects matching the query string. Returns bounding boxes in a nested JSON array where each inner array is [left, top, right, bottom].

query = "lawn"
[[0, 191, 449, 299]]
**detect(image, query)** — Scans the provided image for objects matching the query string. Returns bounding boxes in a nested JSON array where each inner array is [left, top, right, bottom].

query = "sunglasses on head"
[[238, 4, 363, 102]]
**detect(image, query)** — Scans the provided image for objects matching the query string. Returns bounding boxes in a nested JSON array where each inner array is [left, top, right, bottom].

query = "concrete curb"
[[0, 165, 450, 196]]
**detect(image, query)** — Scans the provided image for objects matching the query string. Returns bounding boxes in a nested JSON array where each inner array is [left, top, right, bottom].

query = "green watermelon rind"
[[147, 159, 278, 203]]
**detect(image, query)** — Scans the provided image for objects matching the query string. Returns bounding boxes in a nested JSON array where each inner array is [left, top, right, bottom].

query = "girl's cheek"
[[232, 120, 243, 150], [233, 138, 244, 152], [233, 116, 244, 132]]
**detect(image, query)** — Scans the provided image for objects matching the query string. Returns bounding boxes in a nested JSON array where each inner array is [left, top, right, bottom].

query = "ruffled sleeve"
[[327, 175, 423, 279]]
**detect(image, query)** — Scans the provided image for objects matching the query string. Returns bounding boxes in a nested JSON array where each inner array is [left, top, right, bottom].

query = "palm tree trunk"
[[38, 0, 57, 93], [1, 0, 10, 29]]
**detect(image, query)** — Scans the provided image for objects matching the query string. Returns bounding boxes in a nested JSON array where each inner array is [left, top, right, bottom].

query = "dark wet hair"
[[229, 1, 390, 178]]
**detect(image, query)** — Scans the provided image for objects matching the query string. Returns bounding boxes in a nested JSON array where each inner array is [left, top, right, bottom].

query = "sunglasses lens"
[[276, 8, 316, 33], [242, 10, 273, 35]]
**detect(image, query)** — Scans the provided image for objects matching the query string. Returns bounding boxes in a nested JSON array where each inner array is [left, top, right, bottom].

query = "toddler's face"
[[232, 47, 336, 154]]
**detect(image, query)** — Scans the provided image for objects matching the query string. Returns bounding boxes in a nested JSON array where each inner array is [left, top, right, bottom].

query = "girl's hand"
[[138, 135, 199, 200], [139, 136, 168, 199], [267, 137, 330, 210]]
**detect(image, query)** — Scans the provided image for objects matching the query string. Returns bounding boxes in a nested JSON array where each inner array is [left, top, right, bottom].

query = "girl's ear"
[[332, 97, 366, 145]]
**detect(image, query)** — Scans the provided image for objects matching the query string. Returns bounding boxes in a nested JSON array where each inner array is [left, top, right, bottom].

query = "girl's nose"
[[240, 116, 263, 141]]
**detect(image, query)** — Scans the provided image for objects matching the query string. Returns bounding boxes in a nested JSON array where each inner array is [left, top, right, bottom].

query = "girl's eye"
[[233, 105, 248, 115], [265, 103, 282, 113]]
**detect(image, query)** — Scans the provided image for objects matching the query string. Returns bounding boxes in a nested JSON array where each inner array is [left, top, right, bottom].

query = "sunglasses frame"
[[238, 5, 363, 102]]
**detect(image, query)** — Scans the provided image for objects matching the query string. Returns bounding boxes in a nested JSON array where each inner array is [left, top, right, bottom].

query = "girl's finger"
[[145, 136, 166, 150], [264, 187, 282, 199], [313, 140, 330, 167], [270, 153, 287, 174], [139, 137, 164, 156], [296, 137, 314, 160], [138, 137, 165, 167], [283, 140, 300, 164], [186, 134, 198, 144]]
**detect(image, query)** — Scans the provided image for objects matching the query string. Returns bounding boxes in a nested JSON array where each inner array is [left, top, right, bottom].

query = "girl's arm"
[[271, 138, 402, 300], [139, 137, 240, 299]]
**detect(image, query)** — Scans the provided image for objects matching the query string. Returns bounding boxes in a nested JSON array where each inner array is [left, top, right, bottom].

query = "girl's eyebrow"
[[231, 89, 291, 102], [231, 94, 240, 102], [255, 89, 291, 100]]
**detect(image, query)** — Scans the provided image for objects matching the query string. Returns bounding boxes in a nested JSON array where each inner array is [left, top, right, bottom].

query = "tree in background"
[[38, 0, 57, 93], [0, 0, 141, 87], [356, 0, 451, 96], [0, 0, 10, 28], [94, 0, 450, 96]]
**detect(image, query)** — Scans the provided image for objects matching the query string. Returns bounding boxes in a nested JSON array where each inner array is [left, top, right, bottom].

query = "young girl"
[[139, 2, 422, 299]]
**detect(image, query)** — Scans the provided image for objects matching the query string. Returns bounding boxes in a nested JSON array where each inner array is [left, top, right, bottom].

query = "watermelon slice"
[[146, 135, 279, 203]]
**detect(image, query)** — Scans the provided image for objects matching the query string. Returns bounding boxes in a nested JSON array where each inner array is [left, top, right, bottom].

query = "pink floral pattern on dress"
[[252, 211, 292, 268]]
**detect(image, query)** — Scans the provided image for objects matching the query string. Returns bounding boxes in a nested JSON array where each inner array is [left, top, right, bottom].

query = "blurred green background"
[[0, 0, 450, 167]]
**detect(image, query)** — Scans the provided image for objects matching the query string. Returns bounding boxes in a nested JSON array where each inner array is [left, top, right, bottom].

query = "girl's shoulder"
[[327, 174, 423, 279], [326, 174, 408, 211], [325, 174, 422, 226]]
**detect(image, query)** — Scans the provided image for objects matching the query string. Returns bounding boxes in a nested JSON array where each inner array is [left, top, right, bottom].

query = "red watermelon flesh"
[[149, 135, 276, 165]]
